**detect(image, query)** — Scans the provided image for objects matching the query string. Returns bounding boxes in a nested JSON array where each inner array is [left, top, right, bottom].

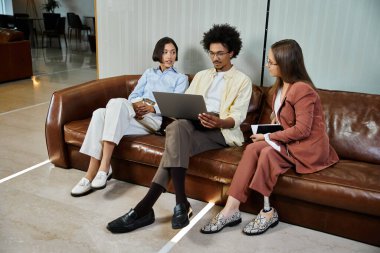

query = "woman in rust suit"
[[201, 39, 339, 235]]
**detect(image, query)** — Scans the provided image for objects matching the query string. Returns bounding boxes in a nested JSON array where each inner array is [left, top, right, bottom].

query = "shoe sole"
[[172, 208, 193, 229], [70, 188, 93, 197], [200, 218, 242, 234], [91, 173, 112, 190], [107, 218, 155, 233], [243, 219, 279, 236]]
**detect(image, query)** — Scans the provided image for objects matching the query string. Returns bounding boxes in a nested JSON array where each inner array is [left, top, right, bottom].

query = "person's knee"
[[92, 108, 105, 119], [106, 98, 134, 116], [244, 142, 263, 155], [106, 98, 124, 108], [260, 146, 277, 160], [166, 119, 189, 133]]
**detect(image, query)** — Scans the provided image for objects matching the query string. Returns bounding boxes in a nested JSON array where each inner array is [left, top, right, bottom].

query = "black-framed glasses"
[[266, 56, 278, 66], [208, 51, 229, 58]]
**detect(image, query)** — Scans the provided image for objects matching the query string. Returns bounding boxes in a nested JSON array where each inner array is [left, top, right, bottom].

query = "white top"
[[264, 87, 282, 152], [205, 72, 225, 113], [274, 87, 282, 122]]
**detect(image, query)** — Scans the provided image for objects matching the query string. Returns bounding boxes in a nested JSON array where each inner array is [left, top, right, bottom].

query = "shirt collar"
[[154, 66, 177, 73], [211, 65, 236, 79]]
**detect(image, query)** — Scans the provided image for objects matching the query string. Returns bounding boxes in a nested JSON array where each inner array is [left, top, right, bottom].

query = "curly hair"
[[201, 24, 242, 59]]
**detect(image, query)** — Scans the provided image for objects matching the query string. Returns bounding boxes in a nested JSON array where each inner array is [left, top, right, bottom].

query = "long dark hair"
[[270, 39, 314, 94]]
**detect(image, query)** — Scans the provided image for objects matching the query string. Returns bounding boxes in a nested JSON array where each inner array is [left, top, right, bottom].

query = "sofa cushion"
[[275, 160, 380, 216], [319, 89, 380, 164], [0, 28, 24, 43], [258, 87, 380, 165]]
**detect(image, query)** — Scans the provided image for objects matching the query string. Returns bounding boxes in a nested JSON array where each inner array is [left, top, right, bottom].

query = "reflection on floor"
[[0, 46, 378, 253]]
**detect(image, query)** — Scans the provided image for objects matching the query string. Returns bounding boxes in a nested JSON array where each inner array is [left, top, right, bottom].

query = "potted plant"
[[42, 0, 61, 13]]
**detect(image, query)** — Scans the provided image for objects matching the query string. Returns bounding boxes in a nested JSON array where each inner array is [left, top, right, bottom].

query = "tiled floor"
[[0, 43, 378, 253]]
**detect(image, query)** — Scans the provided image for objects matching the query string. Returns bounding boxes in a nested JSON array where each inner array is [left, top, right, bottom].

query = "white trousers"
[[80, 98, 162, 160]]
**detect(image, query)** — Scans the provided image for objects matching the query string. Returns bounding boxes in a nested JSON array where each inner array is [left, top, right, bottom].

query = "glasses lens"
[[209, 51, 228, 58]]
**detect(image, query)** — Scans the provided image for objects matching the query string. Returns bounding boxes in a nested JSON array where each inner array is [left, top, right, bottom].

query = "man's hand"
[[198, 113, 222, 129], [250, 133, 265, 142], [198, 113, 235, 129]]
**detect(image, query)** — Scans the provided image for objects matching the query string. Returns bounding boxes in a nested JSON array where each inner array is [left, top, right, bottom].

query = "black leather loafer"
[[172, 203, 193, 229], [107, 208, 155, 233]]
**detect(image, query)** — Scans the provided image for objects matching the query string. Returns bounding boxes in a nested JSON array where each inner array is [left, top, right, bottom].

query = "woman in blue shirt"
[[71, 37, 189, 197]]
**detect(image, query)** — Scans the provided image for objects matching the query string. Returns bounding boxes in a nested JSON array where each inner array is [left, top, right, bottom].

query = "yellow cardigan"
[[186, 66, 252, 146]]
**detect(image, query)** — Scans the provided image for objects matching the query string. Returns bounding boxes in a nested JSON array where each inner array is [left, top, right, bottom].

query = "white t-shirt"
[[205, 72, 225, 113]]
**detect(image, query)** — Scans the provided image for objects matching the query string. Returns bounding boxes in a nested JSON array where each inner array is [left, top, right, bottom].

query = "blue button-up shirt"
[[128, 67, 189, 114]]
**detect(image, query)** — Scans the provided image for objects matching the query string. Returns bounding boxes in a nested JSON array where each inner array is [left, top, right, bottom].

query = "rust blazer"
[[269, 82, 339, 173]]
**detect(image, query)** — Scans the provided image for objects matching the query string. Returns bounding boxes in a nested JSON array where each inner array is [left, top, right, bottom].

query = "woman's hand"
[[134, 104, 155, 119], [250, 133, 265, 142]]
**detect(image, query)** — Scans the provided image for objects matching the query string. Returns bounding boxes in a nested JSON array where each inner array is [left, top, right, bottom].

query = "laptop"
[[153, 92, 208, 120]]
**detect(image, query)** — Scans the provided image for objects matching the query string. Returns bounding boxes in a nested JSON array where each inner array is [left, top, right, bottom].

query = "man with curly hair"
[[107, 24, 252, 233]]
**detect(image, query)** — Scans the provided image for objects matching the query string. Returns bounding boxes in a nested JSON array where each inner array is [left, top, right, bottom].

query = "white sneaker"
[[91, 166, 112, 189], [71, 177, 92, 197]]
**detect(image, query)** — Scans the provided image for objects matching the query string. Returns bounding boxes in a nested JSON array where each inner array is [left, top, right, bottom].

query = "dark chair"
[[67, 13, 91, 44], [67, 12, 75, 35], [43, 13, 60, 31], [42, 17, 67, 48], [14, 13, 39, 48], [0, 14, 15, 28], [14, 14, 30, 40], [14, 13, 29, 18]]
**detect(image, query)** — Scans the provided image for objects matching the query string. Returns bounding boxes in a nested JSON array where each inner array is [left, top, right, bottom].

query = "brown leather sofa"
[[0, 28, 33, 83], [45, 75, 380, 246]]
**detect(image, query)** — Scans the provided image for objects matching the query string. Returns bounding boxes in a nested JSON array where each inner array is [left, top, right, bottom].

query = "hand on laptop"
[[198, 113, 236, 129], [198, 113, 222, 129]]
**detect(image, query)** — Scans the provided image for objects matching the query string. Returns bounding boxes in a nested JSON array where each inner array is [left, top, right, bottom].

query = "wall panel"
[[265, 0, 380, 94], [96, 0, 267, 85], [96, 0, 380, 94]]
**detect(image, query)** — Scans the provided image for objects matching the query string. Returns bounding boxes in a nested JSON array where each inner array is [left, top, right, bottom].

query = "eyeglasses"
[[208, 51, 229, 59], [266, 57, 278, 67]]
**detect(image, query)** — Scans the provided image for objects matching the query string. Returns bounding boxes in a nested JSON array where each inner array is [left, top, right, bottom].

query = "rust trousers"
[[227, 141, 296, 202]]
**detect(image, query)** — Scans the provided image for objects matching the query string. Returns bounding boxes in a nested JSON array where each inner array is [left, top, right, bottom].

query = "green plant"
[[42, 0, 61, 13]]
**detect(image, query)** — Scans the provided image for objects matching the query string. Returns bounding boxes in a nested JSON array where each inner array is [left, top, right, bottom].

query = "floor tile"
[[170, 205, 379, 253]]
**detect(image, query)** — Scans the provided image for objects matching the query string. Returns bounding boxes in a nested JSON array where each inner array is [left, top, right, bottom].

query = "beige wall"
[[264, 0, 380, 94], [96, 0, 266, 86], [96, 0, 380, 94]]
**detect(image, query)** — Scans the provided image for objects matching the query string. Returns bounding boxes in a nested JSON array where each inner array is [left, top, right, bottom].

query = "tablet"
[[251, 124, 283, 134]]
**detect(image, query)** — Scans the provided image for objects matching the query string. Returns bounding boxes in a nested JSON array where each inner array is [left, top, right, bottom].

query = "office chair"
[[42, 17, 67, 48]]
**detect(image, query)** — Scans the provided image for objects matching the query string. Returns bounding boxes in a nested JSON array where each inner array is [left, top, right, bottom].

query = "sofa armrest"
[[45, 75, 141, 168]]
